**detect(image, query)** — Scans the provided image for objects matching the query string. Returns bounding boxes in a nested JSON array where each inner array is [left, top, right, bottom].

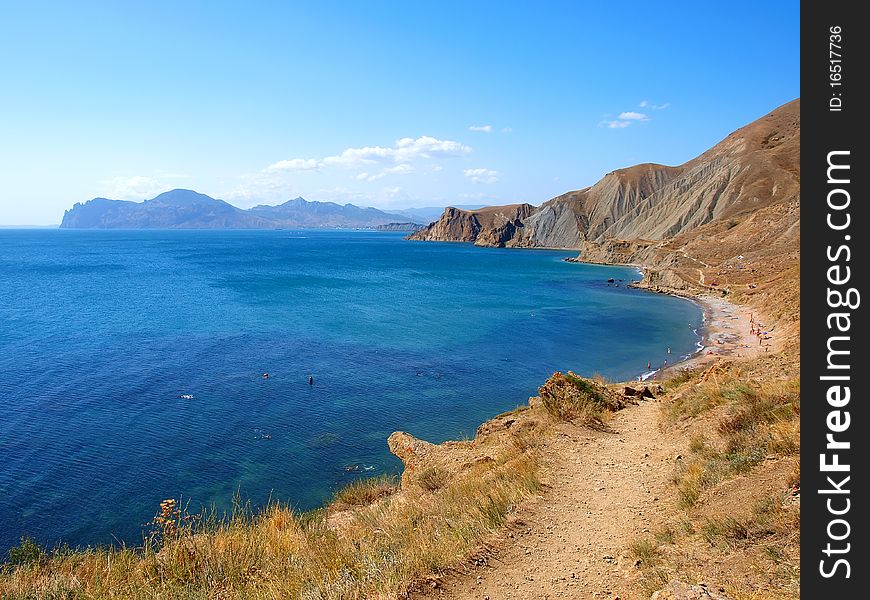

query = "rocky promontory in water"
[[375, 222, 424, 232], [407, 204, 535, 247]]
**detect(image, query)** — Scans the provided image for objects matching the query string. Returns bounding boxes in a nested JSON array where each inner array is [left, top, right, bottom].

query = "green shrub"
[[6, 537, 47, 567]]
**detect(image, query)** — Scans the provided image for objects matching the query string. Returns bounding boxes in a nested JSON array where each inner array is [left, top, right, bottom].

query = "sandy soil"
[[412, 295, 761, 600]]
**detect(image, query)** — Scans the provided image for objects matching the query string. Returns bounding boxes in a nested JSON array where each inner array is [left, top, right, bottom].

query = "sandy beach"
[[674, 294, 774, 373]]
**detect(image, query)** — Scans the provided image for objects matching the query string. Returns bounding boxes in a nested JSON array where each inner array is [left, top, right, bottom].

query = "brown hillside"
[[410, 99, 801, 345]]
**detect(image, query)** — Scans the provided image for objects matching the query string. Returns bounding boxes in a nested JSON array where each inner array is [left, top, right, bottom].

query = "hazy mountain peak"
[[149, 189, 224, 205]]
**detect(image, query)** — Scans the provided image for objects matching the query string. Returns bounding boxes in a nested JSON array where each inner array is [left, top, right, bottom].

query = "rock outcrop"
[[387, 372, 645, 491], [375, 222, 423, 232], [407, 204, 535, 247]]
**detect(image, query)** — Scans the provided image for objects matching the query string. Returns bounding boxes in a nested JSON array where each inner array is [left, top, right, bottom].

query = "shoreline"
[[666, 293, 768, 373], [565, 256, 769, 381], [635, 291, 762, 381]]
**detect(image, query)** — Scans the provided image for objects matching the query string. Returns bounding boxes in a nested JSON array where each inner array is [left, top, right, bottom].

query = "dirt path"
[[415, 398, 685, 600]]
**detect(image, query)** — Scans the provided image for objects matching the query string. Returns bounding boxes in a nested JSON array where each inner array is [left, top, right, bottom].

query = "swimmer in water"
[[308, 375, 314, 386]]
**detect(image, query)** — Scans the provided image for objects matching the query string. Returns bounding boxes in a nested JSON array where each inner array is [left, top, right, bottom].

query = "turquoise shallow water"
[[0, 229, 702, 553]]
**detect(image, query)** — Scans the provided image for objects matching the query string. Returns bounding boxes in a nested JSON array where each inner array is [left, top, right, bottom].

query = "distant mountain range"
[[59, 190, 440, 230]]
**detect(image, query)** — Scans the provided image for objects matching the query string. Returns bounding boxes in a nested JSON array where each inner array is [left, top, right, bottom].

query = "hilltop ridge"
[[411, 100, 798, 250]]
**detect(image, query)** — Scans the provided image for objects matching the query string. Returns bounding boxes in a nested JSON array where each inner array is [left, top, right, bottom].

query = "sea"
[[0, 229, 703, 553]]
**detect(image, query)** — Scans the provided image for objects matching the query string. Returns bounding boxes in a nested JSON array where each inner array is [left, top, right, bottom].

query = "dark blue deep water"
[[0, 230, 702, 553]]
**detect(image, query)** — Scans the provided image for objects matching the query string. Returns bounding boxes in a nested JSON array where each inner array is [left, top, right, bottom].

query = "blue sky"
[[0, 1, 799, 225]]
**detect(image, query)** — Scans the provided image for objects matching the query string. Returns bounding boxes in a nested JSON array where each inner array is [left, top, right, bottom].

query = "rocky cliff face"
[[407, 204, 535, 247]]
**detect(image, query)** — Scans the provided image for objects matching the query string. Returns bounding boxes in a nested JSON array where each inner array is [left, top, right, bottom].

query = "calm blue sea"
[[0, 230, 702, 553]]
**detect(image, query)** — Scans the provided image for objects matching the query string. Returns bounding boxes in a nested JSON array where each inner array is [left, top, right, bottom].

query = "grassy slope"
[[1, 452, 541, 599], [628, 356, 801, 599]]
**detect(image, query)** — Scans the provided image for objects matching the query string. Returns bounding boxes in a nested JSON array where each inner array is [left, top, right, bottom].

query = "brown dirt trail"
[[415, 398, 684, 600]]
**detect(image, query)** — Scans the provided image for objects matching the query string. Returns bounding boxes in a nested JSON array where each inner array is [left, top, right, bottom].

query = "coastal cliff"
[[411, 100, 798, 250], [410, 100, 801, 340], [407, 203, 535, 247]]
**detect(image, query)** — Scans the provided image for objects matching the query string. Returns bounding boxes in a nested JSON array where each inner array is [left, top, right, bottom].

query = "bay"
[[0, 229, 702, 552]]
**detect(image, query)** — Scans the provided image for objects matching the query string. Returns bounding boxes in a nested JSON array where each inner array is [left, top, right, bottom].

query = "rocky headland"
[[375, 222, 424, 232]]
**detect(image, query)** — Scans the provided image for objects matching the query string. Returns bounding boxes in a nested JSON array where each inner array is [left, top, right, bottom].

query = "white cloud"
[[639, 100, 670, 110], [469, 124, 493, 133], [382, 186, 410, 201], [385, 163, 414, 175], [231, 135, 474, 208], [501, 127, 513, 133], [599, 120, 633, 129], [322, 145, 394, 167], [618, 111, 648, 121], [273, 136, 472, 170], [356, 163, 415, 182], [266, 158, 320, 171], [599, 109, 652, 129], [101, 175, 171, 200], [392, 136, 471, 162], [464, 168, 501, 184]]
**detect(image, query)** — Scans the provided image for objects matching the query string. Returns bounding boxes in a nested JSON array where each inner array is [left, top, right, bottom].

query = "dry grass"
[[1, 445, 541, 599], [538, 371, 622, 425], [330, 475, 399, 510], [632, 359, 801, 599], [629, 538, 662, 567], [669, 369, 799, 509]]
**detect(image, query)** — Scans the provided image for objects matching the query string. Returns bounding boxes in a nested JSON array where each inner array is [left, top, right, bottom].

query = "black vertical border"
[[802, 1, 867, 595]]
